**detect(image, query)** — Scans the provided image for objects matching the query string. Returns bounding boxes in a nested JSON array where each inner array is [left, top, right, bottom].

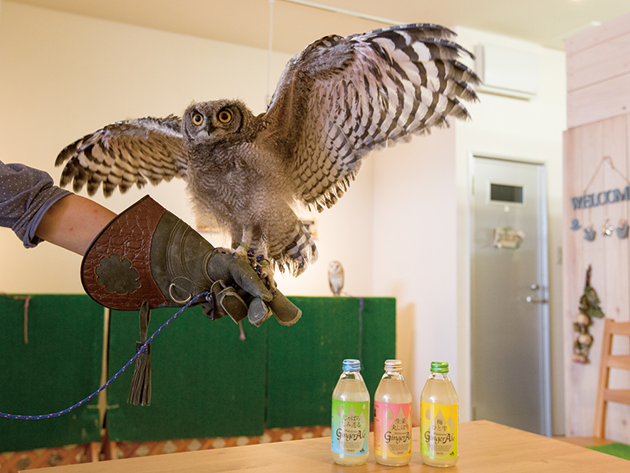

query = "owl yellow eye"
[[192, 113, 204, 126], [218, 109, 232, 124]]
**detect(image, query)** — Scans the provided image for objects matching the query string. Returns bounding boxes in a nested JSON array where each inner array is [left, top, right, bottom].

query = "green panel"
[[356, 297, 397, 398], [106, 305, 267, 441], [266, 296, 396, 428], [0, 295, 103, 453]]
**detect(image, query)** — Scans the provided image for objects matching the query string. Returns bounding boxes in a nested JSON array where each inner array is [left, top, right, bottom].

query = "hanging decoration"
[[617, 220, 629, 238], [569, 156, 630, 240], [572, 265, 605, 364], [493, 227, 525, 249], [570, 219, 581, 231], [601, 218, 614, 236], [583, 226, 596, 241]]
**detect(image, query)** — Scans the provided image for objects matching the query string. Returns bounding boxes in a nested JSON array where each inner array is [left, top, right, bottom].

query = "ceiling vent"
[[474, 43, 539, 100]]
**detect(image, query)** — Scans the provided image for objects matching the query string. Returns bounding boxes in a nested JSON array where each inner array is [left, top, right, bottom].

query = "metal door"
[[470, 156, 551, 436]]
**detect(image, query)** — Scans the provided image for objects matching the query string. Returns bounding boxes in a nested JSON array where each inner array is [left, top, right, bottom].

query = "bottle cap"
[[384, 359, 403, 371], [342, 359, 361, 372], [430, 361, 449, 373]]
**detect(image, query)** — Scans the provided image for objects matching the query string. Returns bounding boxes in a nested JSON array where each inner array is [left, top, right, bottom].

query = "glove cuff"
[[81, 196, 169, 310]]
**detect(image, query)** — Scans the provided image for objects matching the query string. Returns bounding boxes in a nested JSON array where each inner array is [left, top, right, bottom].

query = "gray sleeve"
[[0, 161, 73, 248]]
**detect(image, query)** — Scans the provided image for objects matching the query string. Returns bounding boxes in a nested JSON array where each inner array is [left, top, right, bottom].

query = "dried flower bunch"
[[572, 265, 605, 364]]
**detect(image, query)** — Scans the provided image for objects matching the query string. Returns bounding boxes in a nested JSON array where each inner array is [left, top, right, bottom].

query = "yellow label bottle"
[[374, 360, 412, 466], [420, 361, 458, 467]]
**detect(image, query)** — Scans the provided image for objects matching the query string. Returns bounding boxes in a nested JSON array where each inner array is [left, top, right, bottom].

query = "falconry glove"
[[81, 196, 301, 405]]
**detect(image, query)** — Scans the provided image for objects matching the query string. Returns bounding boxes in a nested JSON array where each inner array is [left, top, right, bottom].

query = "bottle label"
[[331, 400, 369, 456], [420, 402, 458, 459], [374, 401, 412, 457]]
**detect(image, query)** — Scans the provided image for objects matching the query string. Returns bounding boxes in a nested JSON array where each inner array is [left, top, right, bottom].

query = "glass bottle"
[[374, 359, 413, 466], [331, 359, 370, 466], [420, 361, 459, 467]]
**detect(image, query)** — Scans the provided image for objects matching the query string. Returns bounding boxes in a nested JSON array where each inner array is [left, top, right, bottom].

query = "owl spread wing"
[[264, 24, 479, 211], [55, 115, 187, 196]]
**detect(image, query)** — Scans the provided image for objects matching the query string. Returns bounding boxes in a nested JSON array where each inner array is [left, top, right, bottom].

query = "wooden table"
[[37, 421, 629, 472]]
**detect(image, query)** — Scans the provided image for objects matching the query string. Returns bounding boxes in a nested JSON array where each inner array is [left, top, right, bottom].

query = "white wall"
[[372, 27, 566, 432], [1, 2, 568, 435], [0, 1, 375, 296], [372, 126, 458, 421], [456, 28, 567, 432]]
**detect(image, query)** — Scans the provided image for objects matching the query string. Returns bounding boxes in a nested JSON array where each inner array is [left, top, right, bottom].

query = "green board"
[[1, 295, 396, 450], [266, 296, 396, 428], [106, 305, 268, 441], [0, 295, 103, 453]]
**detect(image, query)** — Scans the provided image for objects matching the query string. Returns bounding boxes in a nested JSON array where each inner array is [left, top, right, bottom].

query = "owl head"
[[182, 99, 254, 147], [328, 261, 343, 274]]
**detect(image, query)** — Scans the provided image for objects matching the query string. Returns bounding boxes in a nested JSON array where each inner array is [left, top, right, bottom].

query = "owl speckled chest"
[[187, 139, 287, 223]]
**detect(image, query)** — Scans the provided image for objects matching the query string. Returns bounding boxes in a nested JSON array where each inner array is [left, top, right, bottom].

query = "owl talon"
[[234, 243, 249, 259], [231, 244, 277, 291], [258, 263, 277, 292]]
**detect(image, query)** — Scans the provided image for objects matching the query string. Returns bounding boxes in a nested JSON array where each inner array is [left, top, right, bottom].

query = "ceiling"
[[7, 0, 630, 53]]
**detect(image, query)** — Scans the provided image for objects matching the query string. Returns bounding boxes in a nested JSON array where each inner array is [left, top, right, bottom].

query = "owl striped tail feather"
[[264, 220, 319, 277]]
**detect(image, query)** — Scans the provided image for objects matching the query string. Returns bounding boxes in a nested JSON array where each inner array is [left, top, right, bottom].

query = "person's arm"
[[34, 194, 116, 256], [0, 161, 115, 254]]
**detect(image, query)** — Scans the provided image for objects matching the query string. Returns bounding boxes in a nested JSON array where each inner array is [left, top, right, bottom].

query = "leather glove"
[[81, 195, 301, 326], [81, 196, 301, 406]]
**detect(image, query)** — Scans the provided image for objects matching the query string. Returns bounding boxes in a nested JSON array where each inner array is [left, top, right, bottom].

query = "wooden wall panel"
[[565, 13, 630, 442], [599, 116, 630, 440], [563, 126, 585, 436], [563, 115, 630, 442], [566, 12, 630, 129], [567, 76, 630, 129], [564, 121, 602, 436], [567, 28, 630, 92], [566, 12, 630, 56]]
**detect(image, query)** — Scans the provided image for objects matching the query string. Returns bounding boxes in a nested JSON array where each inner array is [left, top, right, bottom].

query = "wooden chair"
[[561, 319, 630, 446]]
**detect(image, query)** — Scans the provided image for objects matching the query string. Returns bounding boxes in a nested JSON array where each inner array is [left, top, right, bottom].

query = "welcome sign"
[[571, 186, 630, 210]]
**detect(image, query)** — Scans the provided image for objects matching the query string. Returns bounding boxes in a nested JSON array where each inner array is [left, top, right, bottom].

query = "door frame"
[[468, 153, 552, 437]]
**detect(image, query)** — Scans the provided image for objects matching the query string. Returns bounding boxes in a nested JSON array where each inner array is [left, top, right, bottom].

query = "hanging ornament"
[[617, 220, 629, 239], [584, 226, 596, 241], [493, 226, 525, 249], [601, 218, 614, 236], [572, 265, 605, 364]]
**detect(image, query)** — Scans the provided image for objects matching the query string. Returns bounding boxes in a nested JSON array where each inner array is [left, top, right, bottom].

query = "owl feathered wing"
[[264, 23, 479, 211], [55, 115, 187, 196]]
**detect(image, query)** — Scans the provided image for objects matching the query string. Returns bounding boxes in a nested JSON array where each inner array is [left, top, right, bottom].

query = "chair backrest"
[[593, 319, 630, 438]]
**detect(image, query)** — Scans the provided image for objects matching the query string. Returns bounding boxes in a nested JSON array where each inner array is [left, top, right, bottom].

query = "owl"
[[55, 23, 479, 284], [328, 261, 345, 296]]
